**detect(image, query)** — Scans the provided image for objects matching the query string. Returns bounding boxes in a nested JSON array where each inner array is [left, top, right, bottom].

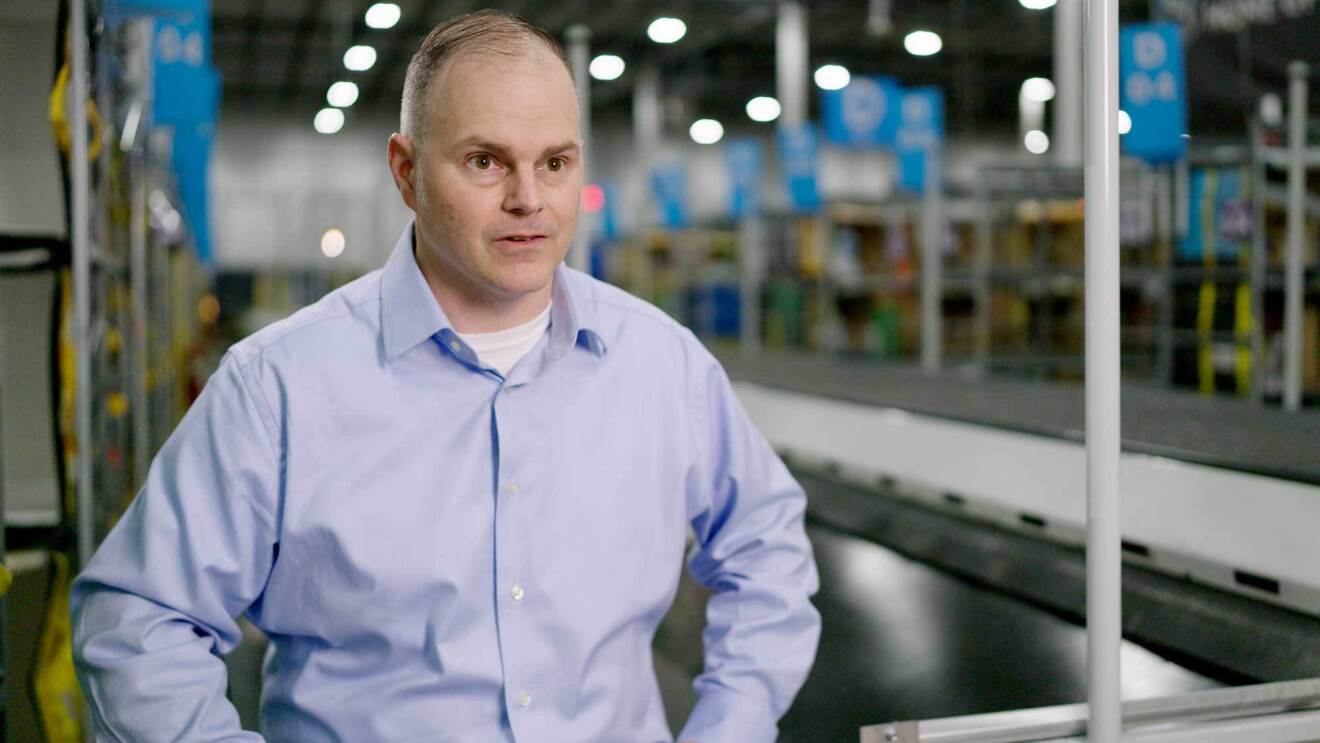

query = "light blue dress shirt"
[[71, 224, 820, 743]]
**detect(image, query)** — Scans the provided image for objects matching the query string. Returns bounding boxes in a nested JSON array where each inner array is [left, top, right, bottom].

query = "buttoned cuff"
[[676, 687, 778, 743]]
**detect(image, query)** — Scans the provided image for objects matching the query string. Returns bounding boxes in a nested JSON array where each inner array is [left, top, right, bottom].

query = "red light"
[[582, 184, 606, 214]]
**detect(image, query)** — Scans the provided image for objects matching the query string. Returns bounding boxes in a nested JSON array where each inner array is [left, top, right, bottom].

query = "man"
[[72, 10, 819, 742]]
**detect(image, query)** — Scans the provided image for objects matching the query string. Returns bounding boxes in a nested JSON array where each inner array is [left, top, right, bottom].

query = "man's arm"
[[72, 355, 279, 741], [677, 338, 822, 743]]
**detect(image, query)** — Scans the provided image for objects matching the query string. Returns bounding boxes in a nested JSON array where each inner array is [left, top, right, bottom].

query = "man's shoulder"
[[566, 269, 691, 341], [226, 269, 383, 370]]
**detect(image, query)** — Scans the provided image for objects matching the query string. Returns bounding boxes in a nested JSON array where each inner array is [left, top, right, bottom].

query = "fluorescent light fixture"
[[1020, 0, 1058, 8], [904, 30, 942, 57], [343, 45, 377, 72], [589, 54, 625, 81], [321, 229, 346, 258], [364, 3, 400, 29], [648, 17, 686, 43], [1022, 76, 1056, 103], [326, 81, 359, 108], [746, 96, 781, 123], [1024, 129, 1050, 154], [814, 64, 850, 91], [314, 107, 345, 134], [689, 118, 724, 145], [1119, 109, 1132, 135]]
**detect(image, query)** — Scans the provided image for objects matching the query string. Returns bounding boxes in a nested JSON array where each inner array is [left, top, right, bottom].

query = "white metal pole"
[[1055, 0, 1084, 167], [776, 1, 808, 128], [921, 146, 944, 372], [739, 217, 765, 357], [131, 151, 150, 484], [1283, 61, 1309, 412], [566, 24, 592, 274], [70, 0, 95, 570], [1084, 0, 1122, 740]]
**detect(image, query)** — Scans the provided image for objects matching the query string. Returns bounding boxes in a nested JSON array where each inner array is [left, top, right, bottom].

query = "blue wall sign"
[[822, 76, 902, 148], [1120, 22, 1188, 163], [651, 164, 689, 229], [724, 138, 765, 219], [152, 13, 220, 125], [776, 124, 821, 212], [895, 87, 945, 192]]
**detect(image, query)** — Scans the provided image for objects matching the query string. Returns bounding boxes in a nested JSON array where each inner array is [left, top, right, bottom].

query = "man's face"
[[405, 49, 581, 301]]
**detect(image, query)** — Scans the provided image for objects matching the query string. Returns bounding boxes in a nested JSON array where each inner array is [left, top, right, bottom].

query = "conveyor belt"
[[652, 520, 1219, 743], [715, 349, 1320, 485]]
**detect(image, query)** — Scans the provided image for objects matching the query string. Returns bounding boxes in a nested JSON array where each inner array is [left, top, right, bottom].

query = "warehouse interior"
[[2, 0, 1319, 741]]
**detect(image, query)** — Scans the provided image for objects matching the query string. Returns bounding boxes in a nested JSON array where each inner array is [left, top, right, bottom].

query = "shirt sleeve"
[[677, 337, 822, 743], [71, 353, 280, 742]]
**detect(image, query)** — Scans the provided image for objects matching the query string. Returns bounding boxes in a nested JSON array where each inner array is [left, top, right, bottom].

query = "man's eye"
[[547, 157, 564, 172], [470, 155, 493, 170]]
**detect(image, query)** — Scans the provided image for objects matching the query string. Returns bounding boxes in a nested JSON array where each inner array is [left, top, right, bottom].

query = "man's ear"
[[387, 133, 419, 212]]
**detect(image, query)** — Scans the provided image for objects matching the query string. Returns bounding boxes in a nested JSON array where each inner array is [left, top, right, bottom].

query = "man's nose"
[[502, 170, 544, 215]]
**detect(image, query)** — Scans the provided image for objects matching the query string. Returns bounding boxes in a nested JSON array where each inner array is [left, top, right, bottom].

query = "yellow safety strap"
[[1234, 283, 1253, 396], [35, 552, 84, 742], [1197, 281, 1217, 396], [48, 58, 103, 160], [0, 564, 12, 597]]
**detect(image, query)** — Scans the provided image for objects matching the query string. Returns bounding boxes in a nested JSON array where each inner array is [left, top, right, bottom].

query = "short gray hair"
[[400, 9, 573, 146]]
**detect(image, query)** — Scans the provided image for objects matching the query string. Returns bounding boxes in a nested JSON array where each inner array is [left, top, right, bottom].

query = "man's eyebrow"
[[451, 137, 580, 160]]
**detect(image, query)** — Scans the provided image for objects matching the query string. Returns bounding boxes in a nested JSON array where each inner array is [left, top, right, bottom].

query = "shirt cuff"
[[676, 687, 779, 743]]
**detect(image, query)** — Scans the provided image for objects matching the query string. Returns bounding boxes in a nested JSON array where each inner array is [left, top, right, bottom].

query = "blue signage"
[[822, 76, 902, 148], [106, 0, 209, 18], [172, 123, 214, 264], [1120, 22, 1187, 163], [895, 87, 945, 192], [724, 138, 765, 219], [152, 13, 220, 125], [651, 164, 689, 229], [776, 124, 821, 212]]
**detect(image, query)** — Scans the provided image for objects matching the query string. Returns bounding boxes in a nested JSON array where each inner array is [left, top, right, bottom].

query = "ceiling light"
[[904, 30, 942, 57], [689, 119, 724, 145], [314, 107, 345, 134], [589, 54, 625, 81], [364, 3, 400, 29], [746, 96, 781, 123], [1022, 77, 1056, 103], [1024, 129, 1050, 154], [647, 17, 686, 44], [343, 45, 377, 72], [321, 229, 346, 258], [1118, 110, 1132, 135], [814, 64, 851, 91], [1020, 0, 1058, 8], [326, 81, 359, 108]]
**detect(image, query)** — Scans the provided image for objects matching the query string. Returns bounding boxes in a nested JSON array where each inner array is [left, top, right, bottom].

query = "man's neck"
[[412, 237, 552, 334]]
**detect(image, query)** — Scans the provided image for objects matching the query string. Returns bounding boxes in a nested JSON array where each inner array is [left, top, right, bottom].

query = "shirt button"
[[511, 584, 525, 602], [507, 481, 519, 495], [517, 691, 532, 708], [449, 340, 461, 352]]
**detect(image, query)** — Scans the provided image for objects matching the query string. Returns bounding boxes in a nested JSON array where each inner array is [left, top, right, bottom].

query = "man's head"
[[387, 10, 581, 317]]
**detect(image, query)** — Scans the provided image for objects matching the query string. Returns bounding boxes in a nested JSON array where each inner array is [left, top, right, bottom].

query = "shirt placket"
[[490, 377, 543, 740]]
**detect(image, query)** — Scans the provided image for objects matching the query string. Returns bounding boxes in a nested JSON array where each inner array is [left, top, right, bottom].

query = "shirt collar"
[[380, 221, 608, 362]]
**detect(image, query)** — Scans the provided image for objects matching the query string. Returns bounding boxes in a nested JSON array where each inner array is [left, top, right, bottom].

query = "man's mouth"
[[494, 233, 549, 247]]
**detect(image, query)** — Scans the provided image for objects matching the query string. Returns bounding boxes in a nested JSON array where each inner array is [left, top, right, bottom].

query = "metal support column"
[[776, 1, 808, 128], [1084, 0, 1121, 739], [1283, 61, 1309, 411], [973, 176, 992, 371], [566, 24, 592, 274], [1055, 0, 1084, 167], [739, 217, 765, 357], [70, 0, 95, 570], [921, 147, 945, 372]]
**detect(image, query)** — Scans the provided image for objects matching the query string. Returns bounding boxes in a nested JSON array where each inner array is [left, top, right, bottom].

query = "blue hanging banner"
[[172, 123, 214, 264], [1120, 22, 1188, 163], [776, 124, 821, 212], [106, 0, 209, 19], [152, 11, 220, 125], [724, 138, 765, 219], [822, 76, 903, 148], [651, 164, 689, 229], [895, 87, 945, 193]]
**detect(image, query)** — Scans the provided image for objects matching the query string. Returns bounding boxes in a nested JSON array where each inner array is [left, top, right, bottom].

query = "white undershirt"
[[454, 302, 552, 376]]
